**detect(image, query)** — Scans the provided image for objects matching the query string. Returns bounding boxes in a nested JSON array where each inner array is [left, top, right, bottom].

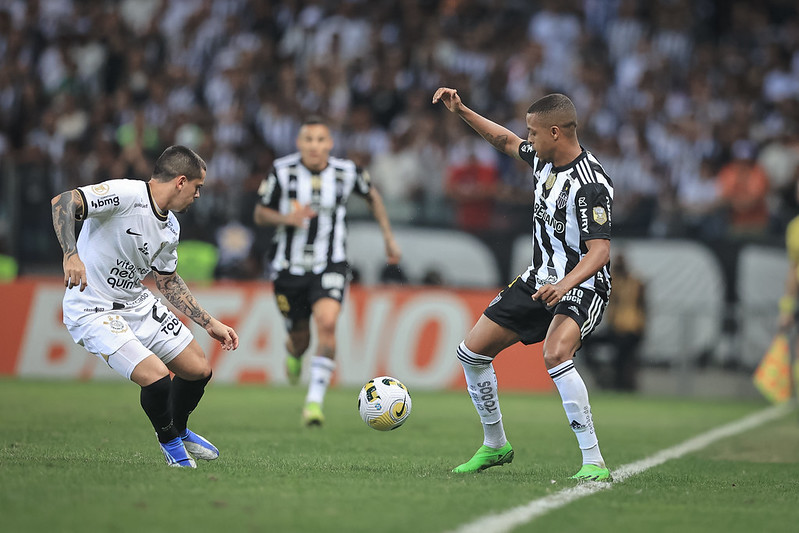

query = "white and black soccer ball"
[[357, 376, 412, 431]]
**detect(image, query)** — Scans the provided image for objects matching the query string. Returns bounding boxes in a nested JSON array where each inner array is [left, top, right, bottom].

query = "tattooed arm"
[[51, 190, 87, 291], [153, 271, 211, 326], [432, 87, 524, 159], [153, 271, 239, 350]]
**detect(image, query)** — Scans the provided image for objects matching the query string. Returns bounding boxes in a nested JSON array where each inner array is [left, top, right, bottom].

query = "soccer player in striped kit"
[[254, 117, 401, 426], [433, 88, 613, 481]]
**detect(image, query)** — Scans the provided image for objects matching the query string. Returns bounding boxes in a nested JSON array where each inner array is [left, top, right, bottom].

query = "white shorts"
[[66, 297, 194, 380]]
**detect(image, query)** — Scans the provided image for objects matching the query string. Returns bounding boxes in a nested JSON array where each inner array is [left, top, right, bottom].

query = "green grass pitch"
[[1, 379, 798, 532]]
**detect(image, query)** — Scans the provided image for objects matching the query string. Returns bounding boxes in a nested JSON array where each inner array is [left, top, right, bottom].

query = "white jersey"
[[63, 179, 180, 325]]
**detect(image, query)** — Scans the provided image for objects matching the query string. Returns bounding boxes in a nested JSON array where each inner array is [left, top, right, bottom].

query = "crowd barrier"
[[0, 279, 553, 391]]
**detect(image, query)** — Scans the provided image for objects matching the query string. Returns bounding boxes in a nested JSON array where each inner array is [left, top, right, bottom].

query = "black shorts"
[[483, 276, 607, 345], [273, 262, 350, 331]]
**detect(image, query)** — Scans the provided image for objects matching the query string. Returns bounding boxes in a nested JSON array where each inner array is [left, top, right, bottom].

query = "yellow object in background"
[[753, 333, 796, 403]]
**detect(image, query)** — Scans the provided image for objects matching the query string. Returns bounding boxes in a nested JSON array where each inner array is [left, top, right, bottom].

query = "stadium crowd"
[[1, 0, 798, 277]]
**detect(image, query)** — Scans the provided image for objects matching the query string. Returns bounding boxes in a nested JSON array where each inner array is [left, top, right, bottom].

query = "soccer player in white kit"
[[50, 145, 239, 468]]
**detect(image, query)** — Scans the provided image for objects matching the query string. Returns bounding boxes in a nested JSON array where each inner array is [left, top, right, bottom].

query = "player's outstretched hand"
[[206, 318, 239, 350], [63, 254, 88, 291], [385, 236, 402, 265], [432, 87, 463, 113]]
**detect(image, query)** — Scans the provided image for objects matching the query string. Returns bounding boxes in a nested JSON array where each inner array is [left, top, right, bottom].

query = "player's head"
[[151, 145, 207, 213], [525, 94, 578, 163], [297, 116, 334, 172]]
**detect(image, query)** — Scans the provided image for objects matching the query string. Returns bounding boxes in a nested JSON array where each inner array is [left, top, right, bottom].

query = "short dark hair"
[[151, 145, 206, 182], [527, 94, 578, 129], [301, 115, 328, 127]]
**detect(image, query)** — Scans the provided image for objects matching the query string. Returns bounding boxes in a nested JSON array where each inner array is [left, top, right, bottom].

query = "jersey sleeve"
[[76, 179, 131, 220], [353, 167, 372, 197], [151, 215, 180, 274], [575, 182, 612, 240], [257, 168, 281, 209], [518, 141, 537, 167]]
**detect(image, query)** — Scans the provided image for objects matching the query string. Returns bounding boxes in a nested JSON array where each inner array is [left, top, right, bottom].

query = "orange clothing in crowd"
[[717, 160, 770, 231]]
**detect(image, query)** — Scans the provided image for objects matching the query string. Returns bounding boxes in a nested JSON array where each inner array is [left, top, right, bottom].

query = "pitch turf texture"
[[1, 380, 797, 533]]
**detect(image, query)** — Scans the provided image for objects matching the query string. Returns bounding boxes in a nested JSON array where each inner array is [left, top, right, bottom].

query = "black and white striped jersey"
[[257, 152, 371, 276], [517, 141, 613, 300]]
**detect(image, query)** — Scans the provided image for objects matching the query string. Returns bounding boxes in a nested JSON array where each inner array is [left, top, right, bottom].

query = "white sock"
[[457, 342, 507, 448], [305, 355, 335, 406], [548, 359, 605, 467]]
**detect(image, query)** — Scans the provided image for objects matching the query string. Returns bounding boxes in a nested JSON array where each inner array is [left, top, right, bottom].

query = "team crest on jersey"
[[593, 206, 608, 224], [103, 315, 128, 334], [91, 183, 110, 195], [545, 172, 557, 190], [556, 189, 569, 209]]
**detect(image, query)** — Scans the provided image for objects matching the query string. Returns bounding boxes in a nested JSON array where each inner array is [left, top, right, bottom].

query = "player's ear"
[[176, 175, 187, 189], [550, 125, 559, 138]]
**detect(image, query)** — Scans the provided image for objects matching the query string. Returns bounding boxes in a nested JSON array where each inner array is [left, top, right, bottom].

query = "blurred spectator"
[[215, 220, 257, 280], [444, 133, 499, 234], [717, 140, 771, 238], [367, 127, 424, 223], [583, 252, 647, 391], [759, 126, 799, 229], [675, 158, 726, 240]]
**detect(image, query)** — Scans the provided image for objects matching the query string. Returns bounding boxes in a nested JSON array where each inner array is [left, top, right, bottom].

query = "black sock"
[[141, 376, 179, 444], [171, 372, 212, 434]]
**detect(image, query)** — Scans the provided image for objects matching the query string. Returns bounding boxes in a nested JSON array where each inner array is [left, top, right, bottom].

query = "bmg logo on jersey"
[[90, 195, 120, 209]]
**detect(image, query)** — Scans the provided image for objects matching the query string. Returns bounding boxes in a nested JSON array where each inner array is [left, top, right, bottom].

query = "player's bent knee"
[[129, 354, 170, 387], [166, 342, 212, 380], [543, 348, 573, 368]]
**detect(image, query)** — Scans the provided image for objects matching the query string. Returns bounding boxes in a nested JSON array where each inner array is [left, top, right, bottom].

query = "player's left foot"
[[286, 355, 302, 385], [159, 436, 197, 468], [302, 402, 324, 426], [452, 442, 514, 473], [571, 464, 612, 481], [180, 429, 219, 461]]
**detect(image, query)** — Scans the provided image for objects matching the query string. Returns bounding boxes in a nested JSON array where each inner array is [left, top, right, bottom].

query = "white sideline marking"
[[450, 403, 794, 533]]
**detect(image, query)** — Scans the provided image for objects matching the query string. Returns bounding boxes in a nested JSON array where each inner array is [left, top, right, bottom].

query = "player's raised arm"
[[432, 87, 524, 159], [51, 189, 87, 291], [153, 270, 239, 350]]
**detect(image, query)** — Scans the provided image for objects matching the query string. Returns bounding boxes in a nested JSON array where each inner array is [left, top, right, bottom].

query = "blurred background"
[[1, 0, 798, 398]]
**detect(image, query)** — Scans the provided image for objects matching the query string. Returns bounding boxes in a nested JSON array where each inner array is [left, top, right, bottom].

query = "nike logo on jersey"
[[126, 228, 142, 236]]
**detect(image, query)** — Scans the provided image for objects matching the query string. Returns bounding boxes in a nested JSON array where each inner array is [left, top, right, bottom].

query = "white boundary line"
[[449, 402, 794, 533]]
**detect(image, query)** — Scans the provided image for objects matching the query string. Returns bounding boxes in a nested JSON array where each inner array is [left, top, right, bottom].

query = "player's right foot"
[[452, 442, 514, 473], [286, 355, 302, 385], [159, 436, 197, 468], [302, 402, 324, 426], [180, 429, 219, 461]]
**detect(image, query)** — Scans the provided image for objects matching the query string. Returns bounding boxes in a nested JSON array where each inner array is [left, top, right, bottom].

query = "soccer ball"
[[357, 376, 412, 431]]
